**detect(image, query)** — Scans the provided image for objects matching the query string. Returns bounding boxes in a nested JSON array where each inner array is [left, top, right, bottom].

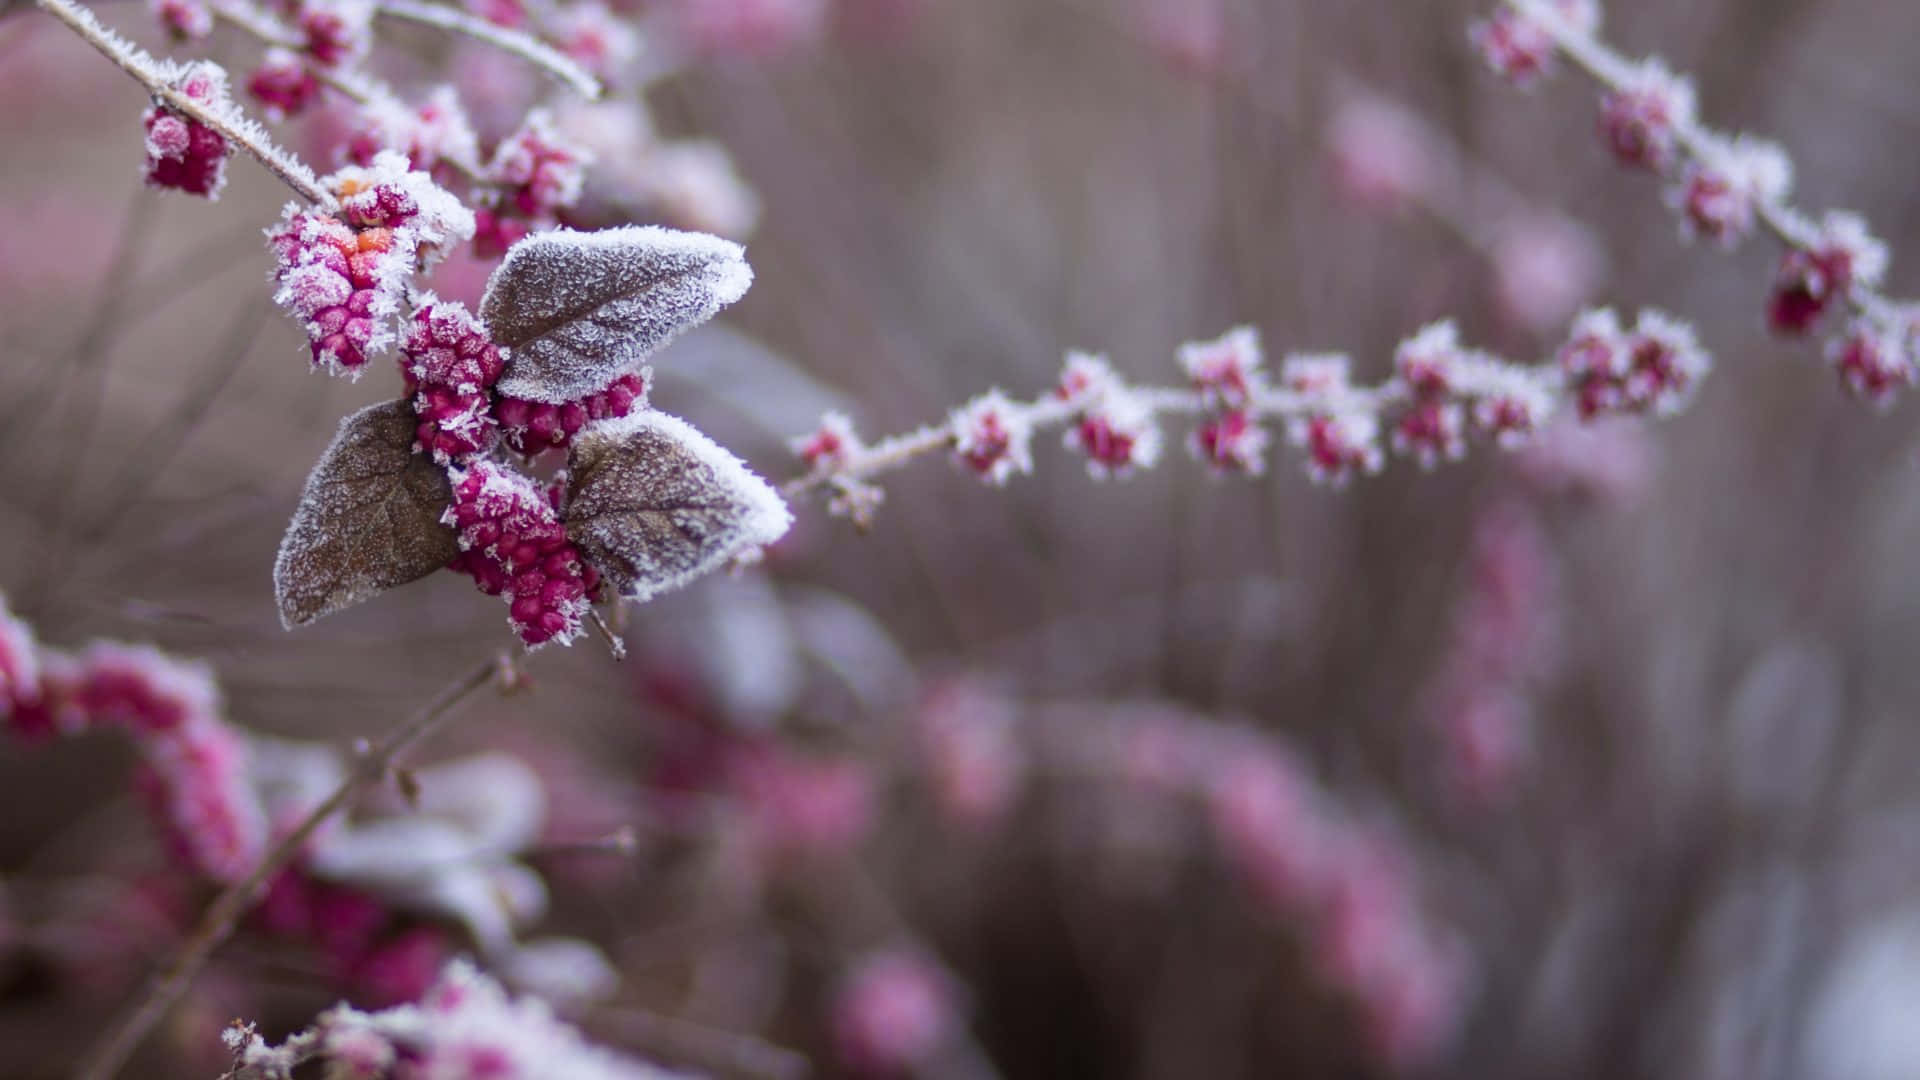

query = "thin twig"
[[36, 0, 334, 207], [778, 383, 1411, 499], [73, 656, 506, 1080], [376, 0, 602, 101], [1500, 0, 1899, 323]]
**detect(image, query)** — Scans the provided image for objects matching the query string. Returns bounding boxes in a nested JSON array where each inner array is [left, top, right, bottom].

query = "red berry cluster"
[[474, 112, 589, 257], [401, 301, 507, 463], [142, 63, 233, 197], [444, 463, 601, 647], [1558, 309, 1708, 419], [494, 371, 648, 456], [270, 212, 407, 374]]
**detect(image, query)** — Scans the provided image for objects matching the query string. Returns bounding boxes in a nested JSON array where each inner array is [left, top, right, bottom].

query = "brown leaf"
[[274, 400, 460, 628], [481, 225, 753, 404], [564, 410, 791, 603]]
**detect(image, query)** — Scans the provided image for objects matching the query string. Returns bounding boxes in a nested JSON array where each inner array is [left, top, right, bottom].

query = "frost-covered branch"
[[376, 0, 603, 100], [782, 311, 1708, 527], [36, 0, 333, 205], [1474, 0, 1918, 403]]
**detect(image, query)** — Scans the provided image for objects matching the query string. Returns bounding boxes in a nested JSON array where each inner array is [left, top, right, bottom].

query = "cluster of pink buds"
[[915, 678, 1025, 830], [1181, 327, 1273, 474], [143, 62, 235, 197], [0, 597, 268, 884], [1279, 356, 1387, 485], [949, 389, 1036, 485], [400, 299, 506, 462], [1049, 711, 1469, 1068], [1475, 0, 1918, 404], [831, 949, 962, 1076], [247, 50, 321, 120], [724, 739, 875, 864], [1420, 498, 1561, 804], [1055, 353, 1163, 478], [791, 411, 865, 471], [475, 111, 590, 256], [1671, 135, 1791, 246], [1199, 742, 1466, 1067], [1768, 213, 1890, 335], [548, 1, 641, 79], [1557, 308, 1709, 419], [494, 371, 649, 456], [1596, 59, 1694, 172], [344, 88, 482, 175], [151, 0, 211, 39], [1466, 0, 1598, 87], [295, 0, 374, 69], [444, 462, 601, 646], [256, 868, 454, 1005], [269, 152, 476, 374]]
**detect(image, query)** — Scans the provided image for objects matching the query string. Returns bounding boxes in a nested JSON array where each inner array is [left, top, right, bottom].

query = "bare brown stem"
[[73, 656, 506, 1080]]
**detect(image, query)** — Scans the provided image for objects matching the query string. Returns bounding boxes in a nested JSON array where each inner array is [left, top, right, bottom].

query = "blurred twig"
[[73, 654, 509, 1080]]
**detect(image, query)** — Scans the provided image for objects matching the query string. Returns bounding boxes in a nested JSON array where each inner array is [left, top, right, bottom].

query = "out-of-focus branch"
[[73, 654, 511, 1080]]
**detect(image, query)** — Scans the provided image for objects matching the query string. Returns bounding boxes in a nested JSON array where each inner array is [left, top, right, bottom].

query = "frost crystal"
[[563, 410, 793, 603], [482, 226, 754, 403]]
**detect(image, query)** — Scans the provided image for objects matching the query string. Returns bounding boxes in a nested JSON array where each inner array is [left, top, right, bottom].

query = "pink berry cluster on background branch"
[[782, 310, 1709, 525], [0, 591, 556, 1080], [1472, 0, 1918, 404]]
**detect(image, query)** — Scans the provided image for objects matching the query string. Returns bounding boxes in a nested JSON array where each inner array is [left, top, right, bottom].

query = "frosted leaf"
[[274, 400, 460, 628], [482, 225, 753, 403], [564, 410, 792, 602]]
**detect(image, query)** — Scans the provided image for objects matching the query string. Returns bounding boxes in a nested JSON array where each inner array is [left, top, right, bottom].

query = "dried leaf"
[[274, 400, 460, 628], [564, 410, 792, 603], [482, 225, 753, 403]]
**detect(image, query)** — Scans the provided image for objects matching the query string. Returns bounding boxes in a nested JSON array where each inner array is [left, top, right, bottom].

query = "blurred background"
[[6, 0, 1920, 1076]]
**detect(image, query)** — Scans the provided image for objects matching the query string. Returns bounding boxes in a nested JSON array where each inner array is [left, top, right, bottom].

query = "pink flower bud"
[[1828, 321, 1913, 406], [1669, 135, 1791, 246], [1190, 410, 1271, 475], [950, 390, 1034, 484], [248, 49, 321, 120], [1178, 326, 1266, 408], [1291, 410, 1384, 486], [1598, 59, 1695, 172], [1467, 0, 1598, 87], [791, 411, 863, 469], [1768, 212, 1888, 335], [150, 0, 212, 39]]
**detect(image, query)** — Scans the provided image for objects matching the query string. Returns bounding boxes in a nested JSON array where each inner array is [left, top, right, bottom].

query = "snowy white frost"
[[482, 224, 754, 403], [565, 410, 793, 603]]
